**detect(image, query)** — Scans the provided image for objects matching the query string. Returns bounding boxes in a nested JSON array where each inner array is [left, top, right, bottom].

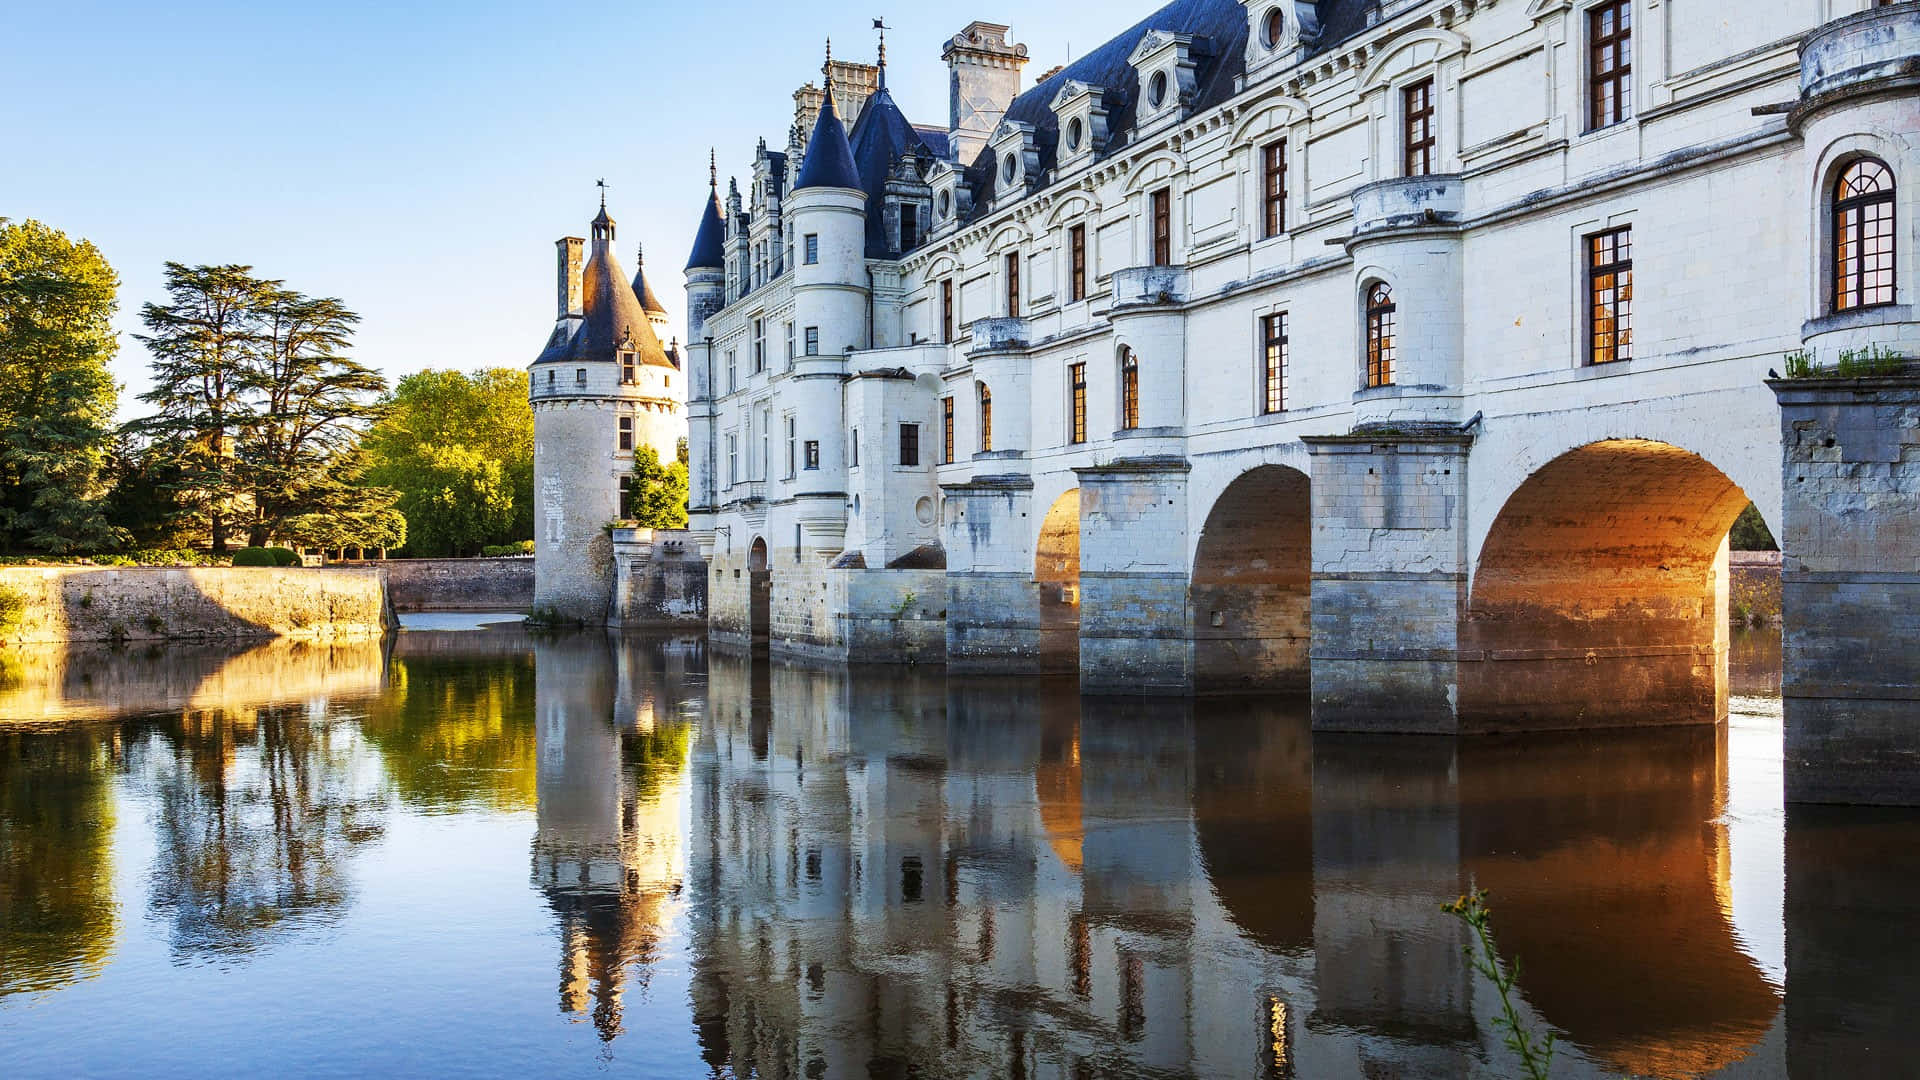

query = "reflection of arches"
[[1192, 699, 1313, 955], [1189, 465, 1311, 693], [1036, 490, 1081, 671], [1461, 439, 1750, 729], [747, 537, 770, 649], [1460, 725, 1779, 1077]]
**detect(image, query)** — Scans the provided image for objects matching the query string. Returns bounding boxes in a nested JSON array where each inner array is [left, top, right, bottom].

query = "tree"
[[361, 369, 535, 555], [240, 289, 387, 546], [0, 219, 121, 554], [131, 264, 270, 553], [626, 442, 689, 529]]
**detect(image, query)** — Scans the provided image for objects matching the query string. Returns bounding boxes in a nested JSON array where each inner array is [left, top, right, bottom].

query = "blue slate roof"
[[685, 188, 726, 271], [848, 86, 941, 257], [537, 227, 675, 368], [793, 91, 863, 192]]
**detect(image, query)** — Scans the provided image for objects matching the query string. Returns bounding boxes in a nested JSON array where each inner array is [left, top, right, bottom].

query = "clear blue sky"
[[5, 0, 1167, 417]]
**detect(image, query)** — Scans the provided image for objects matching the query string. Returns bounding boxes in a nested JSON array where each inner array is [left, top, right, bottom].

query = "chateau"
[[678, 0, 1919, 739]]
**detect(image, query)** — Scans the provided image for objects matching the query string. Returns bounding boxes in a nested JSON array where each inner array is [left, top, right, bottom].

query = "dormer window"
[[1002, 153, 1018, 184], [1127, 30, 1201, 134], [938, 190, 952, 220]]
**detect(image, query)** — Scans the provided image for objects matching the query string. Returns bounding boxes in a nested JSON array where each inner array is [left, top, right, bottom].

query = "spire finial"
[[596, 177, 608, 210], [709, 149, 717, 191], [636, 242, 644, 266], [874, 18, 888, 89], [824, 38, 833, 89]]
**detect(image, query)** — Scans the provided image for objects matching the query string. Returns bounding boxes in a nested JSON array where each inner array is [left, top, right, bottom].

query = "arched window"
[[978, 383, 993, 452], [1365, 283, 1396, 388], [1834, 158, 1896, 312], [1119, 348, 1140, 430]]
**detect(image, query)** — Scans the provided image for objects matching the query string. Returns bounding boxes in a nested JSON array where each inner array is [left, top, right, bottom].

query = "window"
[[546, 370, 555, 390], [1264, 7, 1286, 48], [1006, 252, 1022, 317], [618, 415, 633, 451], [1152, 188, 1172, 266], [804, 327, 820, 356], [1263, 140, 1288, 238], [618, 475, 633, 519], [851, 429, 859, 468], [1261, 312, 1288, 414], [1070, 224, 1088, 302], [621, 352, 636, 384], [753, 319, 765, 373], [784, 415, 796, 477], [727, 435, 739, 485], [1586, 226, 1634, 364], [1149, 71, 1168, 109], [978, 384, 993, 452], [1365, 283, 1397, 388], [804, 440, 820, 470], [942, 396, 956, 463], [785, 321, 795, 363], [900, 205, 919, 251], [726, 350, 737, 392], [1069, 362, 1088, 444], [804, 234, 819, 264], [1588, 0, 1632, 131], [1403, 79, 1435, 177], [575, 367, 587, 388], [899, 423, 920, 467], [1119, 349, 1140, 430], [942, 279, 955, 342], [1835, 158, 1897, 312]]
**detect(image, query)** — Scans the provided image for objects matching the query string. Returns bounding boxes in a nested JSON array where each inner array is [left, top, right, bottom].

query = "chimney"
[[556, 236, 584, 319], [944, 21, 1029, 165]]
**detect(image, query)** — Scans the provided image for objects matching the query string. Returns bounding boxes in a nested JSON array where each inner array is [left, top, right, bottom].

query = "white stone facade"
[[685, 0, 1920, 722]]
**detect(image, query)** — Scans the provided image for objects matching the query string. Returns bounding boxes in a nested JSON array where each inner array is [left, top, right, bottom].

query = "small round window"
[[1264, 8, 1286, 49], [1067, 117, 1084, 152], [937, 190, 951, 219], [1149, 71, 1168, 108], [1001, 153, 1018, 183]]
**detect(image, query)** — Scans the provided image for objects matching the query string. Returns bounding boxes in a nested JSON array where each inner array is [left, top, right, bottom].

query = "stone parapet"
[[0, 566, 392, 645]]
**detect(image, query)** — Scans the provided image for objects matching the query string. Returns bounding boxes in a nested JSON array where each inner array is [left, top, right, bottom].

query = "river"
[[0, 621, 1913, 1078]]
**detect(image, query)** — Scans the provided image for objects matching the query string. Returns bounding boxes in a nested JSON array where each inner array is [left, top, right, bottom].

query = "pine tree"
[[131, 263, 270, 553], [0, 219, 122, 554]]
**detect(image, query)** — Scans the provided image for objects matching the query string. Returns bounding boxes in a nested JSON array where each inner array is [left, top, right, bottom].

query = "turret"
[[684, 155, 728, 522]]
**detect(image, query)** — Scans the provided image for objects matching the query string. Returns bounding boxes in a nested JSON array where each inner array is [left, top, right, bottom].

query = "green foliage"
[[1784, 343, 1907, 379], [230, 547, 275, 567], [128, 263, 390, 553], [361, 369, 534, 557], [623, 444, 690, 529], [1442, 889, 1555, 1079], [265, 547, 301, 567], [0, 219, 123, 555], [480, 541, 534, 557], [1730, 502, 1778, 552], [0, 585, 26, 637]]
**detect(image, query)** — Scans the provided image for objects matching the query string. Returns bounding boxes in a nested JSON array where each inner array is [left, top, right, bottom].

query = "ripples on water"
[[0, 626, 1914, 1078]]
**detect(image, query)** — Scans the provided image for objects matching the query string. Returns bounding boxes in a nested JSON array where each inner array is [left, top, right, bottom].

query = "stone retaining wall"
[[0, 566, 391, 644], [333, 557, 534, 612]]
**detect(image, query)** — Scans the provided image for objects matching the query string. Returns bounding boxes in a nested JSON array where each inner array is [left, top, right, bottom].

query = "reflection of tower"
[[530, 634, 690, 1042]]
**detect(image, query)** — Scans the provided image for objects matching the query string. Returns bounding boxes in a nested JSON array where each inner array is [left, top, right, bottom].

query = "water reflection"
[[3, 629, 1917, 1077]]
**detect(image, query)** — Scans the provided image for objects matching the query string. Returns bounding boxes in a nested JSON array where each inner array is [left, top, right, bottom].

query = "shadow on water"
[[3, 627, 1918, 1078]]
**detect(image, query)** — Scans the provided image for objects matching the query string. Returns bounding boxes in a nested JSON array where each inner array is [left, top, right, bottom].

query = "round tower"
[[684, 158, 728, 536], [531, 199, 685, 623], [786, 72, 868, 517]]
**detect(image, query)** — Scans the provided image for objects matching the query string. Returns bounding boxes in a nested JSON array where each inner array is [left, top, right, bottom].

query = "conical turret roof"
[[537, 209, 675, 369], [793, 90, 862, 192], [685, 186, 725, 271], [630, 245, 668, 316]]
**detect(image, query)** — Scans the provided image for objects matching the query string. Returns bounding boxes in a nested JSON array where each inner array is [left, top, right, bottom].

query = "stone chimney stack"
[[944, 22, 1028, 165], [556, 236, 584, 319]]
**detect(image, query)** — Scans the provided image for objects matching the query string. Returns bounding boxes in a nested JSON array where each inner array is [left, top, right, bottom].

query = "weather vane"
[[596, 177, 609, 209], [875, 18, 889, 86]]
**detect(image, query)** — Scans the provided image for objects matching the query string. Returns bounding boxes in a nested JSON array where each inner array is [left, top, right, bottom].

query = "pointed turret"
[[685, 151, 727, 272], [536, 202, 673, 369], [793, 45, 863, 192], [630, 244, 668, 318]]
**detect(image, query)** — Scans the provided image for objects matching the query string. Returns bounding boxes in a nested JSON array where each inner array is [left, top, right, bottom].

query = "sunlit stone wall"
[[0, 566, 391, 645]]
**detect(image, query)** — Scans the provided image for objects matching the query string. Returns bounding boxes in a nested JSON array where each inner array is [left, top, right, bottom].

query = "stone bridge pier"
[[1773, 375, 1920, 805]]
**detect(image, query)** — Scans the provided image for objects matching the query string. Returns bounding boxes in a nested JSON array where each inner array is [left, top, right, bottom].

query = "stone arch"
[[1190, 465, 1312, 693], [747, 536, 771, 648], [1460, 439, 1752, 730], [1035, 489, 1081, 670], [1356, 27, 1468, 93]]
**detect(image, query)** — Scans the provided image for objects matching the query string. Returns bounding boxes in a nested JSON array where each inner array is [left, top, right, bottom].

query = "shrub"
[[481, 541, 535, 557], [266, 547, 302, 567], [231, 547, 276, 567], [0, 586, 26, 637]]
